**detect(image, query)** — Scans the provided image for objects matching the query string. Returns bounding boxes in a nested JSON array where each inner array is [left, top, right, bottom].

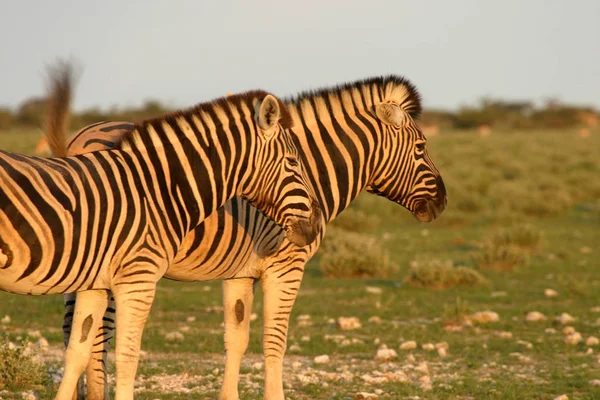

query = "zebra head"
[[241, 94, 322, 247], [366, 99, 447, 222]]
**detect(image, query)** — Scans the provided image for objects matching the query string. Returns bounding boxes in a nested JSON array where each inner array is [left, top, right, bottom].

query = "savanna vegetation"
[[0, 114, 599, 399]]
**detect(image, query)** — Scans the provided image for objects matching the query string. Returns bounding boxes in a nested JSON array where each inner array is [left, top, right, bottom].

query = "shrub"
[[442, 297, 471, 326], [472, 228, 533, 271], [404, 258, 488, 289], [0, 335, 49, 390], [318, 228, 397, 278], [329, 207, 380, 233], [491, 224, 544, 253]]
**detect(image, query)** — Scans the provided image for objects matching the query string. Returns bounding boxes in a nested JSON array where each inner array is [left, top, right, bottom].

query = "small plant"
[[318, 228, 397, 278], [0, 335, 49, 390], [472, 239, 529, 271], [404, 258, 488, 289], [442, 296, 471, 326], [329, 207, 380, 233], [492, 224, 545, 253]]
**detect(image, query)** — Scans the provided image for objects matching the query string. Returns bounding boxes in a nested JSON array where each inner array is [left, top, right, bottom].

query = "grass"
[[0, 128, 599, 399]]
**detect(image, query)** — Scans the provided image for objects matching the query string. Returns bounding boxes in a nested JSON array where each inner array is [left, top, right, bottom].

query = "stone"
[[35, 337, 49, 350], [525, 311, 546, 322], [292, 361, 302, 370], [400, 341, 417, 350], [1, 315, 10, 324], [436, 342, 449, 350], [589, 379, 600, 387], [250, 313, 258, 321], [585, 336, 599, 346], [497, 331, 513, 339], [557, 313, 576, 325], [314, 355, 330, 364], [297, 314, 312, 327], [544, 289, 558, 297], [414, 362, 429, 374], [368, 316, 382, 324], [354, 392, 378, 399], [288, 344, 301, 353], [186, 316, 196, 323], [553, 395, 568, 400], [565, 332, 582, 345], [21, 391, 37, 400], [437, 347, 447, 358], [562, 326, 576, 336], [422, 343, 435, 351], [375, 348, 397, 362], [545, 328, 557, 334], [471, 311, 500, 323], [491, 291, 507, 297], [516, 340, 533, 349], [164, 331, 184, 341], [365, 286, 383, 295], [252, 362, 263, 371], [301, 335, 311, 342], [337, 317, 362, 331]]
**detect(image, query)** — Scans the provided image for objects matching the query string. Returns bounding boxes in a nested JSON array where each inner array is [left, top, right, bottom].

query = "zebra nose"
[[284, 199, 322, 247], [434, 175, 447, 212]]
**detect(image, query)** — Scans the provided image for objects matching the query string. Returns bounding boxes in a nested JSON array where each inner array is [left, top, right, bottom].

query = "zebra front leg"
[[62, 293, 85, 400], [112, 284, 157, 400], [55, 290, 109, 400], [261, 263, 305, 400], [86, 293, 116, 400], [219, 278, 256, 400]]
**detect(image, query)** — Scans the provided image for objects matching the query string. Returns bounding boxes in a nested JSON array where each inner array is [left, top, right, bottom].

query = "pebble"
[[314, 355, 330, 364], [562, 326, 576, 336], [297, 314, 312, 327], [422, 343, 435, 351], [497, 331, 513, 339], [557, 313, 576, 325], [164, 331, 184, 341], [436, 342, 449, 350], [250, 313, 258, 321], [1, 315, 10, 324], [491, 291, 507, 297], [301, 335, 311, 342], [406, 354, 416, 363], [585, 336, 599, 346], [544, 289, 558, 297], [288, 344, 301, 353], [414, 362, 429, 374], [365, 286, 383, 295], [591, 306, 600, 313], [590, 379, 600, 387], [354, 392, 378, 399], [36, 337, 49, 350], [252, 362, 263, 371], [525, 311, 547, 322], [337, 317, 361, 330], [27, 330, 41, 338], [553, 395, 568, 400], [178, 325, 190, 332], [580, 246, 591, 254], [400, 341, 417, 350], [419, 375, 432, 391], [21, 391, 37, 400], [186, 316, 196, 323], [471, 311, 500, 323], [437, 347, 447, 358], [292, 361, 302, 369], [516, 340, 533, 349], [375, 348, 397, 362], [586, 348, 594, 355], [368, 316, 382, 324], [565, 332, 582, 345], [545, 328, 557, 334]]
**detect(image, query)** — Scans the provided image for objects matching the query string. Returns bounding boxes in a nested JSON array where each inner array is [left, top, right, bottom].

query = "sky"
[[1, 0, 599, 112]]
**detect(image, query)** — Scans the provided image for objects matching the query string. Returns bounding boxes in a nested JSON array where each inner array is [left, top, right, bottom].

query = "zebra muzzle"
[[284, 199, 322, 247]]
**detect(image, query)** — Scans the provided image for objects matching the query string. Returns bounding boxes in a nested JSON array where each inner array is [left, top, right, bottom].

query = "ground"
[[0, 128, 599, 399]]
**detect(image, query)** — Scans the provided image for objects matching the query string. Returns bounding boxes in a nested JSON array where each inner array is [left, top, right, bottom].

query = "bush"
[[404, 258, 488, 289], [491, 224, 544, 253], [318, 228, 397, 278], [329, 207, 380, 233], [472, 229, 532, 271], [0, 335, 49, 390]]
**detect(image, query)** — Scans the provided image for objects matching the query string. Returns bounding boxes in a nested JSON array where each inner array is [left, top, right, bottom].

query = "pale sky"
[[1, 0, 599, 112]]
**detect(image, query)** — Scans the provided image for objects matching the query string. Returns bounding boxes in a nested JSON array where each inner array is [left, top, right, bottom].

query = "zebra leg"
[[219, 278, 256, 400], [112, 284, 157, 400], [86, 293, 116, 400], [261, 263, 305, 400], [62, 293, 86, 400], [55, 290, 110, 400]]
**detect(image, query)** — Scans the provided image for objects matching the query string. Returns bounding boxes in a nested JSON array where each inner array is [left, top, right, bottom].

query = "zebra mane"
[[117, 90, 293, 147], [284, 75, 422, 120]]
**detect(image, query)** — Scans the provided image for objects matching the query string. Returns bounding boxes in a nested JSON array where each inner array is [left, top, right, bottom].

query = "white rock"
[[178, 325, 190, 332], [419, 375, 432, 391], [545, 328, 557, 334], [400, 340, 417, 350], [437, 347, 447, 358], [374, 389, 384, 395], [292, 361, 302, 369], [565, 332, 582, 345], [586, 336, 599, 346], [337, 317, 362, 331], [491, 291, 507, 297], [544, 289, 558, 297], [516, 340, 533, 349], [365, 286, 383, 295], [21, 391, 37, 400], [36, 337, 49, 350], [580, 246, 591, 254], [368, 316, 382, 324], [436, 342, 449, 350], [354, 392, 378, 399], [186, 316, 196, 323], [297, 314, 312, 327], [497, 331, 513, 339], [250, 313, 258, 321], [314, 355, 330, 364], [301, 335, 311, 342], [374, 337, 381, 345], [375, 348, 398, 362], [414, 362, 429, 374], [1, 315, 10, 324], [525, 311, 546, 322], [422, 343, 435, 351], [557, 313, 576, 325], [288, 344, 301, 352], [590, 379, 600, 387], [553, 395, 568, 400], [591, 306, 600, 313], [563, 326, 576, 336], [406, 354, 416, 363], [164, 331, 184, 341], [252, 362, 263, 371], [586, 348, 594, 355], [471, 311, 500, 324], [27, 330, 41, 338]]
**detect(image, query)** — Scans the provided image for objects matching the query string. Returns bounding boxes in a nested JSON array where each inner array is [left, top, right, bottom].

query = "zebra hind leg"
[[219, 277, 256, 400], [55, 290, 110, 400], [86, 293, 116, 400]]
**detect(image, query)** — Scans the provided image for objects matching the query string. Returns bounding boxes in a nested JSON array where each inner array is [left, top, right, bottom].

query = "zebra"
[[0, 87, 323, 400], [53, 75, 447, 400]]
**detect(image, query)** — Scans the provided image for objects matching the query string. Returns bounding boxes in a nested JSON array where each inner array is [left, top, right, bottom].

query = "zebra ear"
[[376, 103, 404, 127], [256, 95, 281, 139]]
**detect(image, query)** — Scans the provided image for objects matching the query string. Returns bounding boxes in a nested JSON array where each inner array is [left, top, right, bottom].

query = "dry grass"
[[0, 335, 49, 390]]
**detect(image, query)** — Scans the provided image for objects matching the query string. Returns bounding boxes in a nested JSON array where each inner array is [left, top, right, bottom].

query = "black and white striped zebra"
[[54, 75, 447, 400], [0, 89, 322, 400]]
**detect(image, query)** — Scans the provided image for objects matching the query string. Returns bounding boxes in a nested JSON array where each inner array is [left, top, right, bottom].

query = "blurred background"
[[0, 1, 599, 399]]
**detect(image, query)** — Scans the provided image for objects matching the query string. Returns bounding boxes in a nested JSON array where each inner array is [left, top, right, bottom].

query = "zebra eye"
[[286, 157, 299, 167], [416, 142, 426, 152]]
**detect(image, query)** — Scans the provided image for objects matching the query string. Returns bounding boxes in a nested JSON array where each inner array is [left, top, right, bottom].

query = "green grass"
[[0, 128, 599, 399]]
